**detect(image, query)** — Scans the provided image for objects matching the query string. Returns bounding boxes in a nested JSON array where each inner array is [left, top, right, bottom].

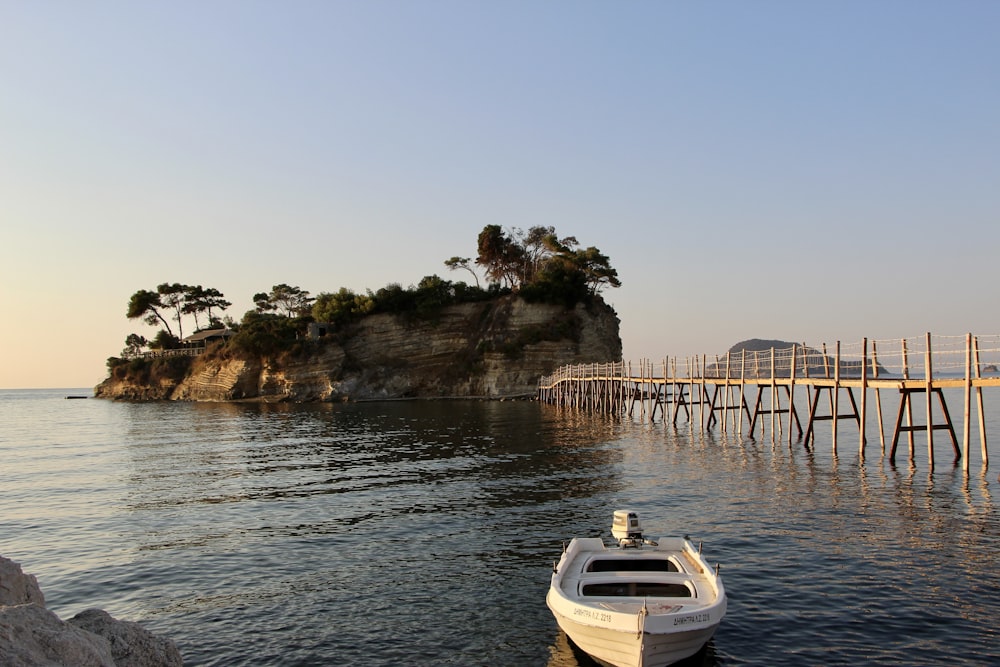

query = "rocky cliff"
[[95, 295, 621, 402]]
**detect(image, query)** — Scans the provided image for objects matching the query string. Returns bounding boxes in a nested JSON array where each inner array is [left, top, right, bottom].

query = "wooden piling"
[[974, 336, 988, 467], [964, 333, 972, 472], [925, 332, 934, 467], [860, 338, 868, 458], [872, 340, 886, 455], [833, 341, 841, 455], [788, 345, 797, 446]]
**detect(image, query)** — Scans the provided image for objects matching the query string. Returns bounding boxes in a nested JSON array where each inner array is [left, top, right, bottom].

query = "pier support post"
[[860, 338, 868, 459], [974, 337, 989, 467]]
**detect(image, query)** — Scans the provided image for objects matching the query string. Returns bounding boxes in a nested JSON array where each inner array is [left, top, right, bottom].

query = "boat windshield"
[[582, 582, 692, 597], [586, 559, 679, 573]]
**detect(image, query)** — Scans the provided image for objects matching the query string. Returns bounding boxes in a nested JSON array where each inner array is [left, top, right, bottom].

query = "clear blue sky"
[[2, 1, 998, 388]]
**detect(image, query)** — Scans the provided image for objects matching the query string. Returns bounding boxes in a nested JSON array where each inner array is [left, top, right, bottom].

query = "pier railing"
[[538, 333, 1000, 471]]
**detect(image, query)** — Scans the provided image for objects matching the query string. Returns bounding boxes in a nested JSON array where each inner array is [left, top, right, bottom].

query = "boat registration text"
[[673, 612, 711, 627], [573, 607, 613, 624]]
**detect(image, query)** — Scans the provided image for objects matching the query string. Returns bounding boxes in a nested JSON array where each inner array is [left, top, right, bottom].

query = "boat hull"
[[550, 609, 718, 667]]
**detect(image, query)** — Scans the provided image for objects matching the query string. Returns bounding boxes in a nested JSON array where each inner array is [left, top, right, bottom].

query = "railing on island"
[[129, 347, 205, 360]]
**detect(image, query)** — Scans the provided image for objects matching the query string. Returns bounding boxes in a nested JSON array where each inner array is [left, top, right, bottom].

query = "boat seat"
[[571, 570, 704, 599]]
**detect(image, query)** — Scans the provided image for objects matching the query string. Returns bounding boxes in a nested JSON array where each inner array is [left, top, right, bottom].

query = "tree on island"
[[253, 284, 315, 317], [183, 286, 231, 330], [469, 225, 620, 304], [156, 283, 190, 339], [123, 333, 147, 357], [443, 257, 480, 288], [126, 283, 232, 349], [126, 289, 176, 337], [542, 236, 621, 295], [475, 225, 522, 289]]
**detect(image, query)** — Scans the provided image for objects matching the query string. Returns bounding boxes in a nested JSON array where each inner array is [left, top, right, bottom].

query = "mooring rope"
[[637, 599, 649, 666]]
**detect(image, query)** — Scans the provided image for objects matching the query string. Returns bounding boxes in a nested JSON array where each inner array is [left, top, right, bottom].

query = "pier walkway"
[[538, 333, 1000, 471]]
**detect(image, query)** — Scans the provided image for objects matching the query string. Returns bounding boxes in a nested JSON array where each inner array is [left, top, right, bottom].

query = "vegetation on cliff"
[[105, 226, 621, 389]]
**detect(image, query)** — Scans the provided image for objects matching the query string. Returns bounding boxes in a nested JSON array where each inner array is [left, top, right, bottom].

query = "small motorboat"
[[546, 510, 726, 667]]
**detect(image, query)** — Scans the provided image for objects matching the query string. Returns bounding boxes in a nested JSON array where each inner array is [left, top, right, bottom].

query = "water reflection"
[[4, 391, 1000, 666], [545, 631, 720, 667], [117, 401, 629, 553]]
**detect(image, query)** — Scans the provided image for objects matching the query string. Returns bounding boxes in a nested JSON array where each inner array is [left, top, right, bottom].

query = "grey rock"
[[0, 555, 182, 667], [69, 609, 182, 667], [0, 556, 45, 607], [0, 604, 115, 667]]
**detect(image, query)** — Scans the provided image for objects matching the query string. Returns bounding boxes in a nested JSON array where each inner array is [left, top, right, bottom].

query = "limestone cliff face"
[[95, 296, 621, 402]]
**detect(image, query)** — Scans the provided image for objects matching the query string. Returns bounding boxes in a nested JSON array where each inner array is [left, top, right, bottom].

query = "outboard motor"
[[612, 510, 643, 543]]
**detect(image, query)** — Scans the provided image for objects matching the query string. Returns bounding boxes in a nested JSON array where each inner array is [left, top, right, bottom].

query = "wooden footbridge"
[[538, 333, 1000, 471]]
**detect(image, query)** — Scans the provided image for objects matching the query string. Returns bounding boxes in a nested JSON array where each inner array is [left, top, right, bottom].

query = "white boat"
[[546, 510, 726, 667]]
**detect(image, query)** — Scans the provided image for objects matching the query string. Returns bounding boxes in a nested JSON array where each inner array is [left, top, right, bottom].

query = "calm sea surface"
[[2, 388, 999, 666]]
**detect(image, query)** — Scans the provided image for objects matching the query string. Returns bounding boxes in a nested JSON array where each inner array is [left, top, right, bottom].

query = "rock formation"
[[96, 295, 622, 402], [0, 556, 182, 667]]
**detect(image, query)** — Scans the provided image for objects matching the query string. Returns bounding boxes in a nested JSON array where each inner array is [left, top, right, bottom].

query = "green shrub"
[[371, 283, 417, 314], [312, 288, 375, 326], [230, 312, 304, 356], [520, 261, 590, 307], [149, 330, 182, 350]]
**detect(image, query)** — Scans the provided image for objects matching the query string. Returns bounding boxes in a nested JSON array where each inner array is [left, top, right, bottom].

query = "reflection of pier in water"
[[539, 333, 1000, 471]]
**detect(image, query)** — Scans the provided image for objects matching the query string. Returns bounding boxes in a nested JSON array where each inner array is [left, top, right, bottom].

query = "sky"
[[2, 1, 999, 388]]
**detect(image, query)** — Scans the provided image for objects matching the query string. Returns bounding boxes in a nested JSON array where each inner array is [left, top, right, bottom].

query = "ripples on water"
[[2, 389, 998, 666]]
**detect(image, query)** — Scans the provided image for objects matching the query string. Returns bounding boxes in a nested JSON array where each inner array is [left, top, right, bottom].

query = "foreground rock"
[[0, 556, 182, 667]]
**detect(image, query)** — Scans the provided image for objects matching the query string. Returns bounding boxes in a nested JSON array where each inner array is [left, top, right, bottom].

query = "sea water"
[[1, 388, 998, 666]]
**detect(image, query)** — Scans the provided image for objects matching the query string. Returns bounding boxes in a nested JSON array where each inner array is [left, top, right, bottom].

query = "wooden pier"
[[538, 333, 1000, 470]]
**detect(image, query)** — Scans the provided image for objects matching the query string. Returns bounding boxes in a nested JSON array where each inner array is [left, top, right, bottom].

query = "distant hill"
[[727, 339, 801, 354]]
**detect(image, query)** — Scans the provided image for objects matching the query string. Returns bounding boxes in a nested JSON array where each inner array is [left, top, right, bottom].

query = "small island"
[[97, 226, 623, 402]]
